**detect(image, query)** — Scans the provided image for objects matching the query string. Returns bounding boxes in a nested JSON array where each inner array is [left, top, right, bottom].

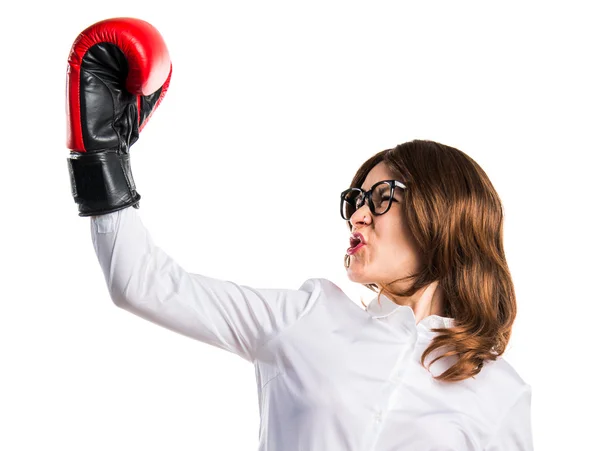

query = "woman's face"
[[345, 162, 422, 290]]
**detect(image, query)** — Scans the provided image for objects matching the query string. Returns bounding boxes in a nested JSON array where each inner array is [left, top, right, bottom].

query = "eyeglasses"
[[340, 179, 407, 221]]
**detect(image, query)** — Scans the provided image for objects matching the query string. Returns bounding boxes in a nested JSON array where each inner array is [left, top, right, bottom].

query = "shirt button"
[[374, 411, 382, 423]]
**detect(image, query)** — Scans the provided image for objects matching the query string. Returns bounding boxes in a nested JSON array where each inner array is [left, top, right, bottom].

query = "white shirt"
[[91, 206, 533, 451]]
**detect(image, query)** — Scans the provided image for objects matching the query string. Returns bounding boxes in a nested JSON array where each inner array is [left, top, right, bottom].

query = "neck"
[[381, 281, 446, 322]]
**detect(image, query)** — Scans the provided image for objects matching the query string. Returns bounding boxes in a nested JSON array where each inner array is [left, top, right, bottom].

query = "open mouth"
[[347, 233, 365, 255]]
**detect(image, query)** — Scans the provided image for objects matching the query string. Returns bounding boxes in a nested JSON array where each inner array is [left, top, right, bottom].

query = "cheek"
[[380, 218, 422, 265]]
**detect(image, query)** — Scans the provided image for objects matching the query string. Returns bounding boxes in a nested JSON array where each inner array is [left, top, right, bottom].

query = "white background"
[[1, 1, 598, 449]]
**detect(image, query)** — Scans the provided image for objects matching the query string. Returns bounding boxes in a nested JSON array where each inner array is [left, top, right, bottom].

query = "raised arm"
[[91, 206, 320, 362], [66, 18, 320, 363]]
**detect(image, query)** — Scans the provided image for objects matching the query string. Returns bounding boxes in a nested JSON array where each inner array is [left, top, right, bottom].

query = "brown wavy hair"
[[347, 140, 517, 383]]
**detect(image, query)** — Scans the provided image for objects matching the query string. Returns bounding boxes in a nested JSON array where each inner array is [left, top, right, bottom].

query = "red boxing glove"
[[66, 17, 172, 216]]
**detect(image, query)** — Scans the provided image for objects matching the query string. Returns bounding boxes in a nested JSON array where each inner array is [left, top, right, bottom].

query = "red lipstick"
[[347, 233, 366, 255]]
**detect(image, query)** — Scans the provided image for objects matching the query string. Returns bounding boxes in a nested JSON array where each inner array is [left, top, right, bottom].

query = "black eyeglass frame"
[[340, 179, 407, 221]]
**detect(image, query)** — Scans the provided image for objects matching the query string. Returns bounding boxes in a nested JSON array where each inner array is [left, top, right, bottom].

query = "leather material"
[[65, 17, 171, 216], [68, 151, 140, 216]]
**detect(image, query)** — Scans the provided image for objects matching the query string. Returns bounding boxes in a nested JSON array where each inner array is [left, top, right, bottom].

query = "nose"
[[350, 204, 371, 230]]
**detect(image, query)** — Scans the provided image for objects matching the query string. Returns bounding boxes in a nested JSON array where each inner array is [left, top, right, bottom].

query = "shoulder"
[[469, 355, 531, 418], [477, 358, 533, 449], [297, 278, 363, 314], [439, 355, 530, 439], [297, 278, 346, 297], [477, 355, 530, 393]]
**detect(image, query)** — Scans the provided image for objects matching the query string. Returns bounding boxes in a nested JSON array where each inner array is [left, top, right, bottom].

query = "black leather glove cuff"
[[67, 150, 141, 217]]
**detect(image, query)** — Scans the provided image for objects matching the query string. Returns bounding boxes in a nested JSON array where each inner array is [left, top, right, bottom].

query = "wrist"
[[67, 150, 141, 216]]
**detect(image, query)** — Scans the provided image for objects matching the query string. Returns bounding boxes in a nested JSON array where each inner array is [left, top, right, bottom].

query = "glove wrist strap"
[[67, 150, 141, 217]]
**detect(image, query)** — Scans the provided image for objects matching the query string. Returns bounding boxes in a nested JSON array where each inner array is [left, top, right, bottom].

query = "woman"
[[89, 140, 533, 450], [67, 18, 531, 450]]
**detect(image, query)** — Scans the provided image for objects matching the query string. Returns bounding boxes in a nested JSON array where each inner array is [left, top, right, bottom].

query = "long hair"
[[348, 140, 516, 383]]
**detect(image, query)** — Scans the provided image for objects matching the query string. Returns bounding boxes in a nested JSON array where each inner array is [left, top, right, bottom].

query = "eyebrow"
[[361, 182, 388, 191], [360, 182, 376, 191]]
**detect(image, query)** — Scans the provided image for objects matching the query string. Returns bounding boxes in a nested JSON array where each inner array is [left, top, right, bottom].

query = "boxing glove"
[[66, 17, 172, 216]]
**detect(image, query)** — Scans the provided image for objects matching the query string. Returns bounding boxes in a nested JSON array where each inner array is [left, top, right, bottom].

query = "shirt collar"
[[366, 292, 455, 330]]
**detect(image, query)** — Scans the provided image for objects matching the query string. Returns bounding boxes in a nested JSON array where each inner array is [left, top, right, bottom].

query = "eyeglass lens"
[[341, 182, 393, 220]]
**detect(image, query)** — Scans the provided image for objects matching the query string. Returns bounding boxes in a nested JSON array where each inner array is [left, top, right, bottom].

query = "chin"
[[346, 269, 374, 285]]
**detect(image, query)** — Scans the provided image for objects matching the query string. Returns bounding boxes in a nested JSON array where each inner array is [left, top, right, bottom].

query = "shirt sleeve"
[[89, 206, 320, 363], [484, 384, 534, 451]]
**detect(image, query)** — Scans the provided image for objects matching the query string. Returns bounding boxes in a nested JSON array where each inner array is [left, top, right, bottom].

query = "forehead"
[[361, 162, 395, 190]]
